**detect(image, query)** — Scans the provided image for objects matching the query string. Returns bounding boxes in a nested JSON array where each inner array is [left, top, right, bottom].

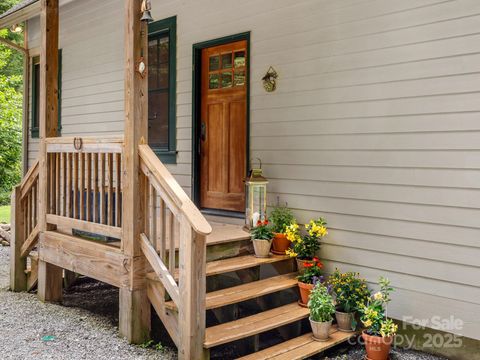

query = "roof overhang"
[[0, 0, 40, 29]]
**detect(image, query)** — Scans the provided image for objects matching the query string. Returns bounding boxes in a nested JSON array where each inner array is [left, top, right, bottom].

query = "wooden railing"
[[139, 144, 212, 358], [44, 136, 123, 239], [10, 159, 40, 291]]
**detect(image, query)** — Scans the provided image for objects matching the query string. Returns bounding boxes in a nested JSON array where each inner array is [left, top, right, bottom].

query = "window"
[[208, 50, 246, 90], [31, 50, 62, 138], [148, 16, 177, 164]]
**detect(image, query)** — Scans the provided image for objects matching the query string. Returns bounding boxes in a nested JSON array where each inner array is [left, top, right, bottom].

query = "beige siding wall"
[[26, 0, 480, 340]]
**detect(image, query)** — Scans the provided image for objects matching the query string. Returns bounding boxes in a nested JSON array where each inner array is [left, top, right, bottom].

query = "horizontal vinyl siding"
[[151, 0, 480, 340], [26, 0, 124, 167], [25, 0, 480, 340]]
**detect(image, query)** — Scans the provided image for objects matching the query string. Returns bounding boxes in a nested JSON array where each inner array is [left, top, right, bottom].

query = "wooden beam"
[[10, 186, 27, 291], [119, 0, 150, 344], [39, 231, 131, 288], [0, 36, 27, 55], [178, 219, 208, 360], [0, 2, 41, 29], [46, 214, 122, 239], [148, 280, 179, 347], [20, 223, 40, 258], [37, 0, 61, 304], [22, 23, 29, 176]]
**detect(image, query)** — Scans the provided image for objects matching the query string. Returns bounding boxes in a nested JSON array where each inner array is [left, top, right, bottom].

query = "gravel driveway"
[[0, 246, 176, 360]]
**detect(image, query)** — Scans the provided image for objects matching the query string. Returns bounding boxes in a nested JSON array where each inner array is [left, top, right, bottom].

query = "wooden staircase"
[[147, 224, 357, 359]]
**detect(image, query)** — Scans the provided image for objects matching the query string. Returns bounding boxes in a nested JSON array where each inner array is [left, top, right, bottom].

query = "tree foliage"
[[0, 0, 24, 204]]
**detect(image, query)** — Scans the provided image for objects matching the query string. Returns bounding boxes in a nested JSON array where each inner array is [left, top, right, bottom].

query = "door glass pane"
[[234, 70, 245, 86], [234, 51, 245, 68], [221, 53, 232, 69], [158, 37, 169, 63], [209, 73, 219, 89], [209, 55, 220, 71], [158, 62, 169, 89], [221, 72, 232, 88], [148, 91, 169, 149]]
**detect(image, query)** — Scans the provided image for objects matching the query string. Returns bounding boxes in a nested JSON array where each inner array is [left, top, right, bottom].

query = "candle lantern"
[[245, 159, 268, 229]]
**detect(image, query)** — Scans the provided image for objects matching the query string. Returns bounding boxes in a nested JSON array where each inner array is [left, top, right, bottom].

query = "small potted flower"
[[269, 204, 295, 255], [308, 284, 336, 342], [359, 277, 397, 360], [285, 217, 328, 273], [296, 258, 324, 306], [250, 220, 274, 258], [328, 270, 370, 332]]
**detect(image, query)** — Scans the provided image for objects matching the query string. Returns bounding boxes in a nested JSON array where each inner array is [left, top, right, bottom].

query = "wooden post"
[[22, 23, 30, 176], [119, 0, 150, 343], [37, 0, 62, 303], [178, 220, 207, 360], [10, 186, 27, 291]]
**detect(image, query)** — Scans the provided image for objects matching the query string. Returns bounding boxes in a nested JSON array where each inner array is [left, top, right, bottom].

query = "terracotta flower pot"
[[362, 330, 394, 360], [296, 258, 313, 274], [271, 233, 291, 254], [335, 310, 356, 332], [298, 281, 314, 306], [252, 238, 272, 258], [310, 318, 332, 341]]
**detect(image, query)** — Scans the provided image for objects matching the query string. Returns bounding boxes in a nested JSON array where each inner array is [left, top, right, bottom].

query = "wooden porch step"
[[204, 302, 310, 348], [165, 272, 298, 311], [236, 326, 358, 360], [146, 254, 291, 282]]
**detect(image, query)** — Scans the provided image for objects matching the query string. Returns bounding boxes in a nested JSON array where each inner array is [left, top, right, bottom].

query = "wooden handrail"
[[19, 160, 39, 200], [139, 144, 212, 236]]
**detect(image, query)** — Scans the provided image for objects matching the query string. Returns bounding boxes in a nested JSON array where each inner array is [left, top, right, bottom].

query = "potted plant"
[[328, 270, 370, 332], [285, 217, 328, 273], [250, 220, 274, 258], [359, 277, 397, 360], [296, 258, 324, 307], [308, 284, 336, 341], [269, 204, 295, 255]]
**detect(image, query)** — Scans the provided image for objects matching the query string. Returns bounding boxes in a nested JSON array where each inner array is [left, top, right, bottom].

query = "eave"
[[0, 0, 40, 29]]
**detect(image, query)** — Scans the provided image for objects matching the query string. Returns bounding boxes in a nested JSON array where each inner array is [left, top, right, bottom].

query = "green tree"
[[0, 0, 24, 205]]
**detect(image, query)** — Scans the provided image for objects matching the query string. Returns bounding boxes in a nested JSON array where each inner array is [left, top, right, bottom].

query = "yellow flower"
[[285, 249, 297, 258], [363, 319, 372, 328], [373, 292, 383, 301]]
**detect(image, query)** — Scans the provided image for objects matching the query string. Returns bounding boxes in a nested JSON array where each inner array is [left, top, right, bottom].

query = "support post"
[[120, 0, 150, 343], [37, 0, 62, 303], [10, 186, 27, 291], [178, 221, 207, 360]]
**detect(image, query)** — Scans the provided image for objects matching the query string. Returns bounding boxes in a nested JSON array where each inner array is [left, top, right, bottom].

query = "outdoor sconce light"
[[262, 66, 278, 92], [10, 24, 22, 33], [140, 0, 154, 23], [244, 159, 269, 230]]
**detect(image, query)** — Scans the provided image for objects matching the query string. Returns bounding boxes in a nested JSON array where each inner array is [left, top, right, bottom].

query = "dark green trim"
[[31, 50, 62, 138], [148, 16, 177, 164], [191, 32, 251, 211]]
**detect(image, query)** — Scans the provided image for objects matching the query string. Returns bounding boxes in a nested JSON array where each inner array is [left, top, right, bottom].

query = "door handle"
[[201, 122, 207, 142]]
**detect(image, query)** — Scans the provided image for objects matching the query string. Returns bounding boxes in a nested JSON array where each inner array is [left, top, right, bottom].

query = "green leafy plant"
[[359, 277, 398, 337], [285, 218, 327, 259], [297, 258, 324, 284], [308, 284, 336, 322], [269, 204, 295, 234], [250, 220, 274, 240], [328, 269, 370, 313]]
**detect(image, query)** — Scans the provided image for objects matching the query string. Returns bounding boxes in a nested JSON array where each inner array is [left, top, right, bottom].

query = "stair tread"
[[236, 326, 357, 360], [165, 272, 298, 311], [146, 254, 290, 282], [204, 302, 309, 348]]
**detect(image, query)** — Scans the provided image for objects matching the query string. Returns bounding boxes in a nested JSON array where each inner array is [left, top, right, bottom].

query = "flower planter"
[[335, 310, 356, 332], [271, 233, 291, 255], [252, 238, 272, 258], [298, 281, 314, 306], [362, 330, 394, 360], [310, 318, 332, 341], [296, 258, 313, 274]]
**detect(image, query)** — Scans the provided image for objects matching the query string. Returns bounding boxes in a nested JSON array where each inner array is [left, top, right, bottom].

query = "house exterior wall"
[[26, 0, 480, 341]]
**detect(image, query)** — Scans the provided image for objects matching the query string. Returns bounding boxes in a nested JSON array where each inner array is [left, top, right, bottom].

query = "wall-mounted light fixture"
[[10, 24, 23, 33], [140, 0, 154, 23]]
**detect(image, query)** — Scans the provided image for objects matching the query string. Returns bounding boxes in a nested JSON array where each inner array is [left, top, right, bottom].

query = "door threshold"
[[201, 208, 244, 219], [202, 208, 245, 226]]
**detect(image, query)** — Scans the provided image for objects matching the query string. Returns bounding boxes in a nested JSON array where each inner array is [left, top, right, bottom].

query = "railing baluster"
[[158, 198, 166, 258], [93, 153, 99, 223], [73, 152, 79, 219], [80, 152, 85, 221], [100, 153, 106, 225], [66, 153, 72, 218], [148, 184, 156, 244], [61, 152, 66, 217], [108, 153, 113, 226], [115, 153, 121, 227], [55, 153, 60, 215], [86, 153, 92, 222], [168, 210, 175, 274]]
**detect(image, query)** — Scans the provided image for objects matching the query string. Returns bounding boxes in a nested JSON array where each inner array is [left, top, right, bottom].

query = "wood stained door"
[[200, 40, 247, 212]]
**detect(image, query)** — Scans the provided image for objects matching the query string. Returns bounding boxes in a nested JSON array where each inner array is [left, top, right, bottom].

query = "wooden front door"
[[200, 40, 247, 212]]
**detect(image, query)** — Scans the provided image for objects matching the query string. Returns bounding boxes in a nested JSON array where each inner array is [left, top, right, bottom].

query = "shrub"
[[328, 269, 370, 313], [285, 218, 327, 259], [269, 204, 294, 234], [308, 284, 336, 323], [250, 220, 274, 240]]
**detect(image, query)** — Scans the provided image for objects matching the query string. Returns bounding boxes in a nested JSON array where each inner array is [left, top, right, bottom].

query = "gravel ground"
[[0, 245, 448, 360], [0, 246, 176, 360]]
